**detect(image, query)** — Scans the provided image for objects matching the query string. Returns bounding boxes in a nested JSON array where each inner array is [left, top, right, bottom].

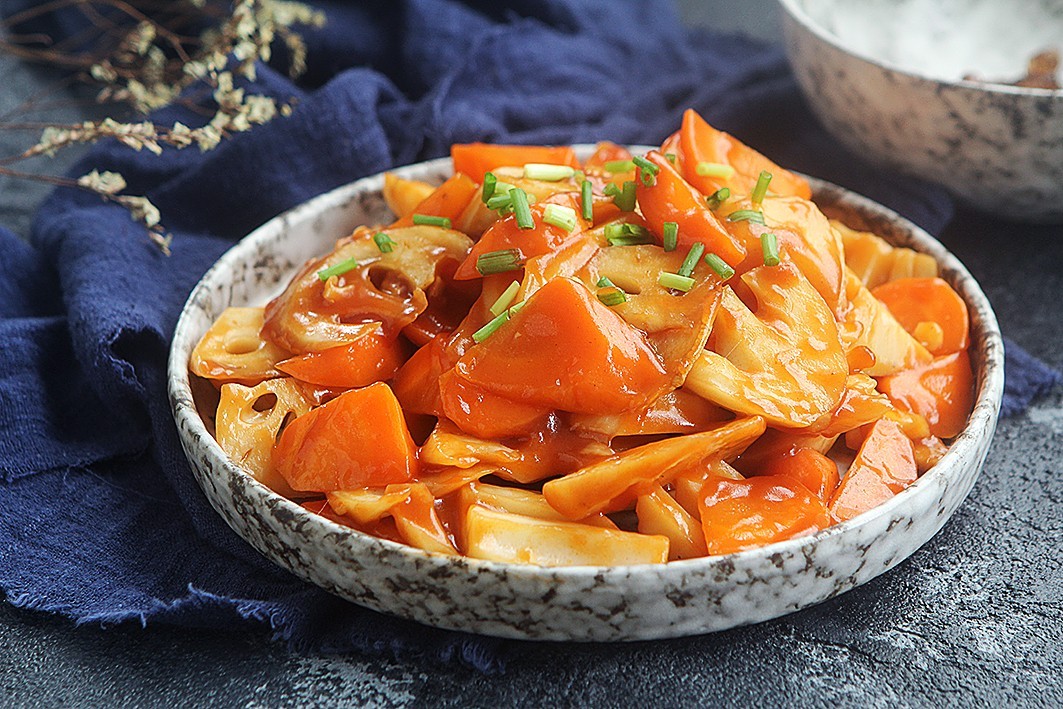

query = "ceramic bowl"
[[779, 0, 1063, 222], [168, 150, 1004, 641]]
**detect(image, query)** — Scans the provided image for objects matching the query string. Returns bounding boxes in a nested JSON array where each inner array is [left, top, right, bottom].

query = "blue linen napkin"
[[0, 0, 1058, 673]]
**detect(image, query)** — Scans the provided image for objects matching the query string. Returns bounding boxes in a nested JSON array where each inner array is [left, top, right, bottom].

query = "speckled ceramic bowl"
[[168, 150, 1004, 641], [779, 0, 1063, 222]]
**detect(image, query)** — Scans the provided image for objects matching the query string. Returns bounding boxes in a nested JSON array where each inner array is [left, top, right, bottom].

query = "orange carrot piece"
[[438, 369, 547, 439], [453, 194, 588, 280], [391, 338, 447, 416], [871, 277, 969, 355], [678, 108, 811, 199], [582, 141, 632, 169], [877, 350, 975, 439], [634, 150, 746, 266], [453, 277, 668, 414], [829, 419, 917, 521], [391, 173, 478, 228], [699, 474, 831, 555], [274, 383, 418, 492], [275, 331, 406, 389], [759, 447, 840, 503], [451, 143, 579, 182]]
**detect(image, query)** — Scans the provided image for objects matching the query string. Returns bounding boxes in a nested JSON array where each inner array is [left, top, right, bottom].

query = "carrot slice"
[[829, 418, 916, 521], [453, 194, 589, 280], [451, 143, 579, 182], [453, 277, 668, 414], [274, 383, 418, 492], [871, 277, 969, 355], [391, 338, 447, 416], [699, 474, 831, 555], [877, 350, 975, 439], [678, 108, 811, 199], [635, 150, 746, 267], [583, 141, 632, 169], [275, 331, 405, 389], [438, 369, 547, 439], [758, 447, 840, 503], [390, 173, 478, 228]]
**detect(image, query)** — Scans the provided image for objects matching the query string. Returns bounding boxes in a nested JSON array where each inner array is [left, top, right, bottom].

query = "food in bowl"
[[188, 110, 974, 567]]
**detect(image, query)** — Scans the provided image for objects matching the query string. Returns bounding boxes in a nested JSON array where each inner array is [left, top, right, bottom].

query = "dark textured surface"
[[2, 5, 1061, 708]]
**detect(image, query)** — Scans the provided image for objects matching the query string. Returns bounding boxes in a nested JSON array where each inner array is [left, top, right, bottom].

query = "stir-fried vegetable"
[[190, 110, 976, 565]]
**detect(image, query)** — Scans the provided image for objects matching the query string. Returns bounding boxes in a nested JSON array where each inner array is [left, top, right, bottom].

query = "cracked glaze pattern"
[[167, 152, 1004, 641], [780, 0, 1063, 222]]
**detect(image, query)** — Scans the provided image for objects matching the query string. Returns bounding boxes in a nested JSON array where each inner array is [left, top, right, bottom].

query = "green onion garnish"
[[706, 187, 731, 211], [581, 180, 593, 220], [657, 271, 695, 292], [508, 300, 527, 317], [678, 242, 705, 278], [486, 193, 513, 211], [476, 248, 524, 275], [761, 232, 780, 267], [605, 222, 652, 245], [695, 162, 736, 179], [727, 209, 765, 225], [524, 163, 576, 181], [373, 232, 396, 253], [489, 280, 521, 316], [751, 170, 772, 207], [604, 183, 620, 197], [317, 257, 359, 282], [412, 214, 451, 229], [597, 287, 627, 307], [472, 310, 511, 343], [511, 188, 534, 230], [664, 153, 677, 164], [662, 221, 678, 252], [704, 252, 735, 279], [481, 172, 497, 203], [632, 156, 659, 175], [596, 276, 617, 288], [543, 203, 578, 232], [603, 159, 635, 173], [613, 181, 637, 212]]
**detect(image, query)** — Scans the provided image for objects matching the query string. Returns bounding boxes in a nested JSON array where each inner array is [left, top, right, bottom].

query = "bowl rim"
[[777, 0, 1063, 98], [168, 149, 1005, 583]]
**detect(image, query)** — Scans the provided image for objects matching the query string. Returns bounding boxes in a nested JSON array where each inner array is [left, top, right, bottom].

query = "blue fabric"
[[0, 0, 1058, 673]]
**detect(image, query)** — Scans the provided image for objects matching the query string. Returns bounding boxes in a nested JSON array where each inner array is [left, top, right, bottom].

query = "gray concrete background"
[[2, 2, 1062, 706]]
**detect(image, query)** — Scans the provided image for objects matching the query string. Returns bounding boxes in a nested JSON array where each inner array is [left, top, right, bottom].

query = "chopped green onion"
[[706, 187, 731, 211], [481, 172, 497, 203], [412, 213, 451, 229], [613, 181, 637, 212], [317, 257, 358, 282], [657, 271, 695, 292], [695, 162, 736, 179], [476, 248, 524, 275], [605, 222, 652, 245], [543, 204, 578, 232], [581, 180, 593, 220], [678, 242, 705, 278], [604, 182, 620, 197], [486, 193, 514, 211], [751, 170, 772, 207], [524, 163, 576, 181], [761, 232, 780, 267], [632, 156, 659, 175], [603, 159, 635, 173], [596, 276, 617, 288], [727, 209, 765, 225], [507, 300, 527, 317], [472, 309, 511, 343], [664, 152, 677, 164], [489, 280, 521, 316], [704, 252, 735, 279], [597, 287, 627, 307], [662, 221, 678, 252], [493, 180, 517, 195], [511, 188, 534, 230], [373, 232, 396, 253]]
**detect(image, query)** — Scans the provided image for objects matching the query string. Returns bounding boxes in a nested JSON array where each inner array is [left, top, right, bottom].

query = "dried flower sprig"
[[1, 0, 326, 253]]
